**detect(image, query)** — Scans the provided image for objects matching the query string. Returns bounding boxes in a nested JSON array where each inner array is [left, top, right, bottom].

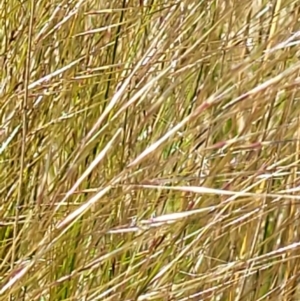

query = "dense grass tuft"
[[1, 0, 300, 300]]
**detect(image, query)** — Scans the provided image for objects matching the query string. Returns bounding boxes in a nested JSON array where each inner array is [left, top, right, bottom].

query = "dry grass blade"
[[1, 0, 300, 300]]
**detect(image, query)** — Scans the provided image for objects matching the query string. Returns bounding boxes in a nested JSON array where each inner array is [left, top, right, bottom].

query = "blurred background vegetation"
[[1, 0, 300, 300]]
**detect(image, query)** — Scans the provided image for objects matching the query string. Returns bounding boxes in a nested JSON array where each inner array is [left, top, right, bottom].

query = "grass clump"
[[1, 0, 300, 300]]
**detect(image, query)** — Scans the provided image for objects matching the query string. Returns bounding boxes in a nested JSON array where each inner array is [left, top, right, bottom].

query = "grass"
[[1, 0, 300, 300]]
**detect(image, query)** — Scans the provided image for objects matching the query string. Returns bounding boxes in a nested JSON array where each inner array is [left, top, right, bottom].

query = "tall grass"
[[1, 0, 300, 300]]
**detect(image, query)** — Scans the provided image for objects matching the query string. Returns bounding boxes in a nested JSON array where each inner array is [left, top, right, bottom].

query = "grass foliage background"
[[1, 0, 300, 300]]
